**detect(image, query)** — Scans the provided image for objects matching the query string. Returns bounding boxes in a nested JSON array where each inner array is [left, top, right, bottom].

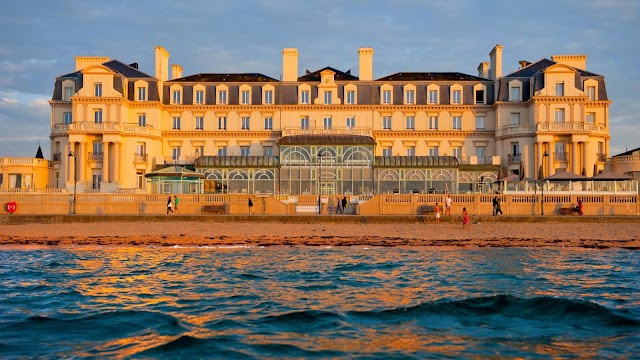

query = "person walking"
[[434, 202, 440, 224], [462, 207, 469, 230], [445, 194, 452, 216], [173, 195, 179, 214], [495, 196, 503, 215], [166, 196, 173, 215], [335, 198, 342, 214], [248, 198, 254, 214], [341, 196, 348, 214], [577, 198, 583, 215], [492, 196, 498, 216]]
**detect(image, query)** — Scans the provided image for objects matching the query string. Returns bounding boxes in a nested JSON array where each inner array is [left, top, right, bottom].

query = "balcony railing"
[[52, 153, 61, 162], [508, 153, 521, 164], [477, 156, 491, 165], [554, 153, 568, 162], [282, 127, 372, 137], [500, 122, 607, 135], [163, 156, 196, 165], [89, 152, 103, 161], [69, 121, 119, 132], [134, 153, 148, 162], [597, 153, 607, 163], [51, 122, 160, 136]]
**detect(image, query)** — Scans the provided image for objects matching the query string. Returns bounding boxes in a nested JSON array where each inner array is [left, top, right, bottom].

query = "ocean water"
[[0, 246, 638, 359]]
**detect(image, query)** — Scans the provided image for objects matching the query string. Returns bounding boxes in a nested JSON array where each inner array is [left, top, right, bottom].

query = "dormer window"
[[300, 90, 309, 104], [137, 87, 146, 101], [382, 90, 391, 104], [262, 85, 274, 105], [511, 87, 521, 101], [428, 90, 438, 104], [324, 91, 332, 105], [64, 86, 74, 101], [241, 90, 250, 105], [195, 90, 204, 104], [405, 90, 415, 104], [555, 82, 564, 96], [218, 90, 227, 104], [172, 90, 181, 104], [346, 90, 355, 104], [586, 86, 596, 100], [94, 83, 102, 97], [473, 83, 487, 104]]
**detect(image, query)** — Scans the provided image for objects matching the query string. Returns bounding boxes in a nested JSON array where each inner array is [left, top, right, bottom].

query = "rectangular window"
[[428, 90, 438, 104], [405, 90, 415, 104], [452, 90, 461, 104], [264, 147, 273, 156], [300, 90, 309, 104], [218, 90, 227, 104], [63, 112, 73, 124], [475, 146, 486, 157], [510, 113, 520, 126], [217, 147, 227, 156], [172, 147, 181, 161], [240, 146, 250, 156], [342, 116, 354, 129], [406, 146, 416, 156], [346, 90, 355, 104], [511, 142, 520, 156], [510, 87, 521, 101], [475, 89, 485, 104], [136, 142, 146, 156], [195, 90, 204, 104], [64, 86, 74, 101], [452, 146, 462, 159], [555, 142, 566, 155], [324, 91, 332, 104], [138, 114, 146, 127], [555, 108, 565, 123], [172, 90, 181, 104], [92, 174, 102, 190], [452, 116, 461, 130], [586, 86, 596, 101], [475, 116, 485, 130], [382, 116, 392, 130], [428, 147, 439, 157], [92, 141, 103, 155], [94, 109, 103, 124], [94, 83, 102, 97], [241, 90, 250, 105], [196, 146, 204, 157], [172, 116, 181, 129], [429, 116, 438, 130], [136, 171, 145, 189], [382, 146, 392, 157], [137, 87, 146, 101], [586, 112, 595, 123], [300, 116, 309, 129], [241, 116, 250, 130], [218, 116, 227, 130], [382, 90, 391, 104], [195, 116, 204, 130], [323, 116, 332, 129], [555, 82, 564, 96], [405, 116, 415, 130], [264, 117, 273, 130], [264, 90, 273, 104]]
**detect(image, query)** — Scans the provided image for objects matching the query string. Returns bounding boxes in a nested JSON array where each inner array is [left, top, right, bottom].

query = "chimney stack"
[[282, 48, 299, 82], [477, 62, 489, 78], [489, 44, 503, 80], [172, 64, 183, 80], [155, 46, 170, 81], [518, 60, 531, 69], [358, 48, 374, 81]]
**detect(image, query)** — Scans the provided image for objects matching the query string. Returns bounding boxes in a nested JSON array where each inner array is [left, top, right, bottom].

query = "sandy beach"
[[1, 220, 638, 249]]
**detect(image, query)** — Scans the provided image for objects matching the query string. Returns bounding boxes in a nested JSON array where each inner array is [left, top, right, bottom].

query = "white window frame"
[[475, 115, 485, 130], [555, 82, 564, 96], [264, 90, 273, 105], [92, 141, 103, 155], [324, 91, 332, 105], [586, 112, 595, 123], [405, 116, 415, 130], [346, 90, 355, 104], [172, 90, 181, 104], [172, 147, 181, 161], [240, 146, 250, 156], [346, 116, 355, 129], [63, 112, 73, 125], [382, 116, 392, 130], [300, 90, 310, 104], [382, 90, 391, 104], [138, 114, 146, 127], [475, 145, 486, 158], [510, 113, 520, 126], [428, 147, 439, 157], [452, 116, 462, 130], [428, 89, 438, 104], [300, 116, 309, 129], [217, 147, 227, 156], [137, 87, 146, 101], [382, 147, 393, 157], [195, 90, 204, 104], [218, 116, 227, 130], [94, 83, 102, 97], [429, 116, 438, 130], [452, 146, 462, 159], [241, 90, 250, 105], [510, 87, 521, 101], [323, 116, 332, 129], [218, 90, 227, 105], [406, 146, 416, 156], [195, 116, 204, 130], [64, 86, 74, 101], [241, 116, 250, 130], [405, 89, 415, 104], [555, 108, 565, 123], [94, 109, 103, 124], [172, 116, 181, 130], [452, 89, 462, 104], [264, 117, 273, 130], [586, 86, 596, 101]]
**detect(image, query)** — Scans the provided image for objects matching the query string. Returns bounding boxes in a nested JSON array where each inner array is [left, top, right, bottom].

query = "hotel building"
[[48, 45, 611, 195]]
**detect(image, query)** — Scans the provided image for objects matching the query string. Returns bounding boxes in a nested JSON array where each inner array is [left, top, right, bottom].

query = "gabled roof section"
[[103, 60, 154, 78], [59, 70, 81, 78], [377, 72, 488, 82], [298, 67, 359, 82], [168, 73, 279, 83], [506, 58, 602, 78], [613, 147, 640, 157]]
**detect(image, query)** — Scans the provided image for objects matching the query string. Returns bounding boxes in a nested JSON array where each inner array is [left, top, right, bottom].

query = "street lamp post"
[[541, 151, 548, 215], [68, 151, 77, 214]]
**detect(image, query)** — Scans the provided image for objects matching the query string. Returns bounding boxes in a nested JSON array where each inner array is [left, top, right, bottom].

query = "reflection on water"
[[0, 247, 638, 358]]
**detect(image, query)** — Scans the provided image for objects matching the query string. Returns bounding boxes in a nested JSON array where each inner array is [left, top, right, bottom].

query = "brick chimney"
[[358, 48, 374, 81], [489, 44, 503, 80], [282, 48, 299, 81]]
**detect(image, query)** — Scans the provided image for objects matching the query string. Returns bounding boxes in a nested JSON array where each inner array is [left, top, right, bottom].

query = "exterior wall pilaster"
[[103, 141, 110, 182]]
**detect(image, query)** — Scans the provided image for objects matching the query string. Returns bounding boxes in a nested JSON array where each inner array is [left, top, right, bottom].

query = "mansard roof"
[[376, 72, 488, 82], [278, 134, 375, 146], [195, 156, 279, 168], [168, 73, 279, 83], [58, 59, 152, 79], [297, 67, 359, 82], [374, 156, 459, 168], [506, 58, 602, 78]]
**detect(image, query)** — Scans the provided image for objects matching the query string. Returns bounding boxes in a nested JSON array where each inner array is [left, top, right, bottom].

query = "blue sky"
[[0, 0, 637, 157]]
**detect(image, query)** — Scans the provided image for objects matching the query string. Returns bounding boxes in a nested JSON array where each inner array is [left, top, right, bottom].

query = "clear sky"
[[0, 0, 637, 157]]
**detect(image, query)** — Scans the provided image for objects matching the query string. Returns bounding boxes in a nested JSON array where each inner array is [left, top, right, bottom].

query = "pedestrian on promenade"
[[495, 196, 503, 216], [341, 196, 348, 214], [173, 195, 179, 213], [434, 202, 440, 224], [462, 207, 469, 230], [166, 196, 173, 215], [248, 198, 254, 214], [335, 198, 342, 214], [577, 198, 583, 215], [445, 194, 452, 216]]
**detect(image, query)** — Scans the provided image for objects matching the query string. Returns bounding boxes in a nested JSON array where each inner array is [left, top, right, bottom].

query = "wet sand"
[[0, 221, 638, 249]]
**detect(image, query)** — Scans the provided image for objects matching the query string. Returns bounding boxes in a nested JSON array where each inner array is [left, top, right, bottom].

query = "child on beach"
[[462, 207, 469, 230]]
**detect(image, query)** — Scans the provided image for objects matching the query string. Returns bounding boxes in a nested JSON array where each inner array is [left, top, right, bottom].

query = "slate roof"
[[376, 72, 488, 82], [297, 67, 359, 82], [195, 156, 279, 168], [374, 156, 459, 168], [278, 135, 375, 146], [613, 147, 640, 157], [168, 73, 279, 83], [506, 58, 602, 78], [58, 59, 152, 79]]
